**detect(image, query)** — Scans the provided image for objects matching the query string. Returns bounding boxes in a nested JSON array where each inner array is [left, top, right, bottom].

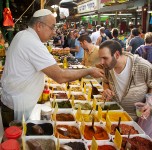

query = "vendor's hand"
[[88, 67, 104, 78], [141, 104, 151, 119], [102, 89, 115, 101]]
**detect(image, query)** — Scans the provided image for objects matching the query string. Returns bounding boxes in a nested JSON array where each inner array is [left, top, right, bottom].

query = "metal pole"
[[146, 0, 150, 32]]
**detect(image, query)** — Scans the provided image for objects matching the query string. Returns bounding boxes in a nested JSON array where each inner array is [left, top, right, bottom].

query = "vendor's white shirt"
[[113, 57, 131, 100], [90, 31, 100, 44], [1, 27, 56, 120]]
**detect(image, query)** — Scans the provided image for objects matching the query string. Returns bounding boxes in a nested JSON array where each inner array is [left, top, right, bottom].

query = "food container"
[[101, 111, 132, 122], [26, 120, 53, 136], [110, 121, 145, 136], [81, 122, 110, 141], [71, 92, 87, 101], [50, 99, 72, 110], [54, 122, 82, 139], [59, 139, 88, 150], [51, 109, 75, 122], [96, 102, 123, 111], [87, 141, 117, 150], [50, 91, 68, 100], [74, 111, 100, 123], [117, 134, 152, 150], [0, 139, 20, 150], [25, 136, 56, 150]]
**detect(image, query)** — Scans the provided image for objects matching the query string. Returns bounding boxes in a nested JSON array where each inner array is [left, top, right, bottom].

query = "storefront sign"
[[78, 0, 97, 13]]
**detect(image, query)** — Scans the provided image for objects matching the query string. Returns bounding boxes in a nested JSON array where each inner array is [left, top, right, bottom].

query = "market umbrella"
[[59, 0, 77, 8]]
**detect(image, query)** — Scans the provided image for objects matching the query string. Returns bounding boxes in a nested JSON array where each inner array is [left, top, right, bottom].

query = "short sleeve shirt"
[[129, 36, 144, 54], [75, 38, 84, 59], [1, 27, 56, 109]]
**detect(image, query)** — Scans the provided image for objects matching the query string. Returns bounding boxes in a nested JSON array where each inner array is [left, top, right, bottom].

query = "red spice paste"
[[84, 125, 109, 140]]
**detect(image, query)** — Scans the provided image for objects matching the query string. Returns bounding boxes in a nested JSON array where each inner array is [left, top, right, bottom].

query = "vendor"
[[1, 9, 104, 127]]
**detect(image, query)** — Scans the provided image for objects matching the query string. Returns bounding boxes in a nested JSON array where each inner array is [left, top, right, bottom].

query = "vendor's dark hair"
[[28, 16, 45, 27], [78, 34, 91, 43], [99, 40, 122, 56]]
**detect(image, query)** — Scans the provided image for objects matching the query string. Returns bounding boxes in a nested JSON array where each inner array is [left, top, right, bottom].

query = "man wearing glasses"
[[1, 9, 104, 127]]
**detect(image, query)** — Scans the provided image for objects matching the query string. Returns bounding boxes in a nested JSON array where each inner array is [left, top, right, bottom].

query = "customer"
[[70, 29, 84, 62], [90, 25, 101, 44], [111, 28, 125, 51], [98, 40, 152, 121], [1, 9, 104, 127], [126, 28, 144, 54], [78, 34, 100, 67], [96, 27, 109, 46], [135, 32, 152, 63]]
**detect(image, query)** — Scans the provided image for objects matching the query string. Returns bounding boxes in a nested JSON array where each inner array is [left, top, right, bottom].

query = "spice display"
[[84, 125, 109, 140], [26, 123, 53, 136], [102, 112, 132, 122], [88, 145, 116, 150], [76, 113, 95, 122], [110, 124, 139, 135], [56, 113, 75, 121], [71, 86, 82, 92], [52, 101, 72, 108], [121, 136, 152, 150], [97, 103, 121, 111], [60, 142, 86, 150], [49, 86, 65, 91], [74, 102, 92, 110], [51, 93, 68, 99], [76, 114, 100, 122], [26, 139, 56, 150], [55, 125, 81, 139], [72, 95, 86, 100]]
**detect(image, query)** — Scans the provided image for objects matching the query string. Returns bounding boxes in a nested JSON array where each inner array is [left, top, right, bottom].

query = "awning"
[[59, 0, 77, 8]]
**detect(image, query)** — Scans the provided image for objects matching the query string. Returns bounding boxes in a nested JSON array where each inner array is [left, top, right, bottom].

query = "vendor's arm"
[[42, 64, 104, 84]]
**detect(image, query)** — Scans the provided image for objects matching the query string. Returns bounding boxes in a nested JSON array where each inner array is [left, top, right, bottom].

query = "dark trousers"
[[1, 103, 14, 127]]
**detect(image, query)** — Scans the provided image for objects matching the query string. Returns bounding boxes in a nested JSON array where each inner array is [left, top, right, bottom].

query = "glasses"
[[39, 21, 56, 31]]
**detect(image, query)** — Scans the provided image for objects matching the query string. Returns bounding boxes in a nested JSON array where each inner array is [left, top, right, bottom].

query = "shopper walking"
[[135, 32, 152, 63], [126, 28, 144, 54]]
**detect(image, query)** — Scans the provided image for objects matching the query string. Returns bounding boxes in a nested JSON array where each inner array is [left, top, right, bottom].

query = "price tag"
[[68, 87, 71, 98], [22, 135, 26, 150], [92, 98, 97, 110], [75, 105, 82, 121], [52, 97, 56, 108], [71, 95, 75, 107], [88, 87, 92, 101], [90, 136, 98, 150], [52, 103, 58, 121], [22, 114, 27, 135], [83, 83, 86, 94], [106, 114, 111, 133], [80, 119, 85, 135], [80, 78, 84, 89], [56, 134, 60, 150], [114, 129, 122, 150], [97, 105, 102, 121]]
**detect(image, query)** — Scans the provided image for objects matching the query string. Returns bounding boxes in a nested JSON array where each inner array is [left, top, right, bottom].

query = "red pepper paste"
[[84, 125, 109, 140]]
